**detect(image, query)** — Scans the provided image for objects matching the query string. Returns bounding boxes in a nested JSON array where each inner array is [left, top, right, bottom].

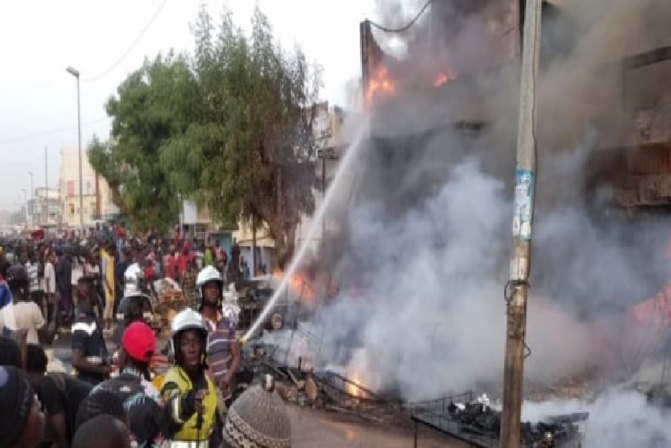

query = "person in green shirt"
[[203, 245, 213, 268]]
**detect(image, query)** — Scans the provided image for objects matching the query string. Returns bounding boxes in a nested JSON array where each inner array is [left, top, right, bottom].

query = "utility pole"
[[500, 0, 542, 447], [21, 189, 28, 227], [44, 147, 48, 226], [66, 66, 84, 229], [27, 172, 34, 228]]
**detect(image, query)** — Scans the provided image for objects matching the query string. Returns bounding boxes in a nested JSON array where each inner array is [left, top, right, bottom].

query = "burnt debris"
[[409, 393, 588, 447]]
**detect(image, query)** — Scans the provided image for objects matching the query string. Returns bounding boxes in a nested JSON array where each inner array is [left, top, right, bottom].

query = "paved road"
[[288, 406, 468, 448]]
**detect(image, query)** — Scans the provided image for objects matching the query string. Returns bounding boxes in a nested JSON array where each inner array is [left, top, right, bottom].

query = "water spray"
[[241, 122, 370, 344]]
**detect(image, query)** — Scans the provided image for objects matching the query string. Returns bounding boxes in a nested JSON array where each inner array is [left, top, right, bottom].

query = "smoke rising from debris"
[[523, 389, 671, 446], [299, 0, 671, 408]]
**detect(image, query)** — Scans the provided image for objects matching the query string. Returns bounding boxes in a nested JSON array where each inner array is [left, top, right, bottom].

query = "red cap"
[[122, 322, 156, 363]]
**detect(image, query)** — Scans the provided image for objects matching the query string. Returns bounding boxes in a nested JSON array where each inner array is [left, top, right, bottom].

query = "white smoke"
[[522, 389, 671, 447], [314, 156, 611, 400]]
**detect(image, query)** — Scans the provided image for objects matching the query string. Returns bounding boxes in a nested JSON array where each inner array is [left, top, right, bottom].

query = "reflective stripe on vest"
[[161, 366, 217, 442], [167, 441, 209, 448]]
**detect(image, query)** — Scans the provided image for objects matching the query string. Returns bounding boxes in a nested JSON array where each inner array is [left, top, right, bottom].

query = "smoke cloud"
[[289, 0, 671, 417], [522, 389, 671, 447]]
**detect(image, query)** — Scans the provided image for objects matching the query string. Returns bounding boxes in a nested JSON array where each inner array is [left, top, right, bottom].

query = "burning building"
[[253, 0, 671, 445]]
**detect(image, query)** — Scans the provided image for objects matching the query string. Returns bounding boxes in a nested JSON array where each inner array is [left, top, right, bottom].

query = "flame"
[[365, 66, 395, 105], [272, 269, 315, 301], [434, 70, 457, 87], [346, 372, 364, 398]]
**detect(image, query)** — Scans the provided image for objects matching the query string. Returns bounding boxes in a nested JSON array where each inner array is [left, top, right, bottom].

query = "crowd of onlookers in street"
[[0, 222, 292, 448]]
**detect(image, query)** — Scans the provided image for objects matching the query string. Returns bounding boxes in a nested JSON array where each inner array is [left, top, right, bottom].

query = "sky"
[[0, 0, 376, 212]]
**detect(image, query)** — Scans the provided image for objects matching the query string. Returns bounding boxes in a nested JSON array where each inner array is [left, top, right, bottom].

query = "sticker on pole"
[[512, 169, 534, 240]]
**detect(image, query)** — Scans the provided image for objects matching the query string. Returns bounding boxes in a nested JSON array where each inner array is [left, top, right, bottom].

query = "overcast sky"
[[0, 0, 375, 211]]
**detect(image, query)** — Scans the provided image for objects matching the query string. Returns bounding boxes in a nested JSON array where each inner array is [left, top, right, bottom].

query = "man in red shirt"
[[175, 242, 192, 278], [163, 244, 176, 280]]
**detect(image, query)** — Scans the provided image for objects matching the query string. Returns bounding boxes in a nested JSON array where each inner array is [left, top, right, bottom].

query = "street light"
[[21, 188, 28, 227], [27, 171, 33, 227], [66, 65, 84, 229]]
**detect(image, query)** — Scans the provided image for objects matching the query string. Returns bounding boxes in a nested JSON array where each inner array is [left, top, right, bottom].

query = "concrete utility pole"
[[500, 0, 543, 446], [44, 147, 48, 226], [27, 171, 33, 227], [66, 66, 84, 229], [21, 189, 28, 227]]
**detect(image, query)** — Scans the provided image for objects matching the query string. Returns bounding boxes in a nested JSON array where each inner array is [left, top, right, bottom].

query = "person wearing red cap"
[[92, 322, 170, 448]]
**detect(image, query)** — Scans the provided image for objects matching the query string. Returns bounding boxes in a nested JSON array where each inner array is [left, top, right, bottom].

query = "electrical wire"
[[367, 0, 435, 34], [0, 117, 108, 145], [82, 0, 169, 83]]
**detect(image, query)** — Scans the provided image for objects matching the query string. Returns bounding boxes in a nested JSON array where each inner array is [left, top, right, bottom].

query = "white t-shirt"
[[71, 259, 84, 286], [25, 262, 40, 292], [86, 263, 100, 277], [43, 262, 56, 294], [0, 304, 16, 334], [0, 302, 45, 344]]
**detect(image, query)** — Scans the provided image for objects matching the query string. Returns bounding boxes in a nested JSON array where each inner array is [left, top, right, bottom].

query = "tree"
[[88, 53, 199, 235], [161, 6, 323, 266]]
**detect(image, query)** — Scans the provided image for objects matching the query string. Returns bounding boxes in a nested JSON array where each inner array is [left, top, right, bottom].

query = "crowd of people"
[[0, 225, 292, 448]]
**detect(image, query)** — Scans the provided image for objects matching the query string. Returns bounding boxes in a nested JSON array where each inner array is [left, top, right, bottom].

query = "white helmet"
[[170, 309, 209, 366], [196, 266, 224, 298], [170, 308, 208, 337]]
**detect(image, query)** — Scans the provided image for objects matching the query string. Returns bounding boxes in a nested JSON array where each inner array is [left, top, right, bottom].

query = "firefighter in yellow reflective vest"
[[161, 309, 217, 447]]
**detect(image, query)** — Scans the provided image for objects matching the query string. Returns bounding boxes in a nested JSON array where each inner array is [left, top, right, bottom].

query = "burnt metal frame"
[[407, 391, 496, 448]]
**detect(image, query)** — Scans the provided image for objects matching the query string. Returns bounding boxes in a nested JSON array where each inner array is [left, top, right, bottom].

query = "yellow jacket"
[[160, 366, 217, 442]]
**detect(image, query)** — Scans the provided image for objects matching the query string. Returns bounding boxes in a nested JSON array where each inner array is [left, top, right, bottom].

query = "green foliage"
[[160, 6, 323, 265], [90, 5, 323, 262], [88, 53, 199, 235]]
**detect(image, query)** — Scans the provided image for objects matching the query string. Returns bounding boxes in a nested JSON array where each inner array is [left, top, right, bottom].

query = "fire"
[[365, 66, 395, 105], [346, 372, 364, 398], [272, 269, 315, 301], [433, 70, 457, 87]]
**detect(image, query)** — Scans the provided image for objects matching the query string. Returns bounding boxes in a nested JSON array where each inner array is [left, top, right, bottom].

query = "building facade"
[[58, 147, 116, 228], [28, 188, 60, 227]]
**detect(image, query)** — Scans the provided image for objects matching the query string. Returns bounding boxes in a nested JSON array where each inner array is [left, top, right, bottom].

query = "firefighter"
[[160, 309, 217, 447], [195, 266, 240, 446]]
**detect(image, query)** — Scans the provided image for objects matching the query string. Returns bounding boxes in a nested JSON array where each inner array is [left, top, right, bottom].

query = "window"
[[69, 204, 75, 215]]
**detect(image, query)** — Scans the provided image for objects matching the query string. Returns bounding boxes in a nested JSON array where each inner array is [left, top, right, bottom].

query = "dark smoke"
[[292, 0, 671, 409]]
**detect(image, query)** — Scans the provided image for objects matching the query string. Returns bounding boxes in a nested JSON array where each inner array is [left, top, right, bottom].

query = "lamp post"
[[21, 188, 28, 227], [27, 171, 34, 226], [66, 66, 84, 229]]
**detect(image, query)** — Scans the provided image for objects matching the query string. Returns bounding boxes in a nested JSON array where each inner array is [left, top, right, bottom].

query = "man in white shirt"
[[24, 252, 43, 316], [43, 251, 56, 324], [0, 265, 54, 345]]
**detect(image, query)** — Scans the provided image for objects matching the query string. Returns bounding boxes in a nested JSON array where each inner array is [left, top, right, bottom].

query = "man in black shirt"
[[55, 249, 73, 325], [71, 279, 110, 385], [24, 344, 92, 447]]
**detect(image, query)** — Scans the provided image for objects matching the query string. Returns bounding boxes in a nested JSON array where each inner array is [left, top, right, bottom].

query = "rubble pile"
[[240, 344, 407, 425], [240, 341, 590, 446]]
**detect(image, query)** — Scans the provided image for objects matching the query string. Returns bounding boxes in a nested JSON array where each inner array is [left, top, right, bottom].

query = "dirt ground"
[[288, 406, 470, 448]]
